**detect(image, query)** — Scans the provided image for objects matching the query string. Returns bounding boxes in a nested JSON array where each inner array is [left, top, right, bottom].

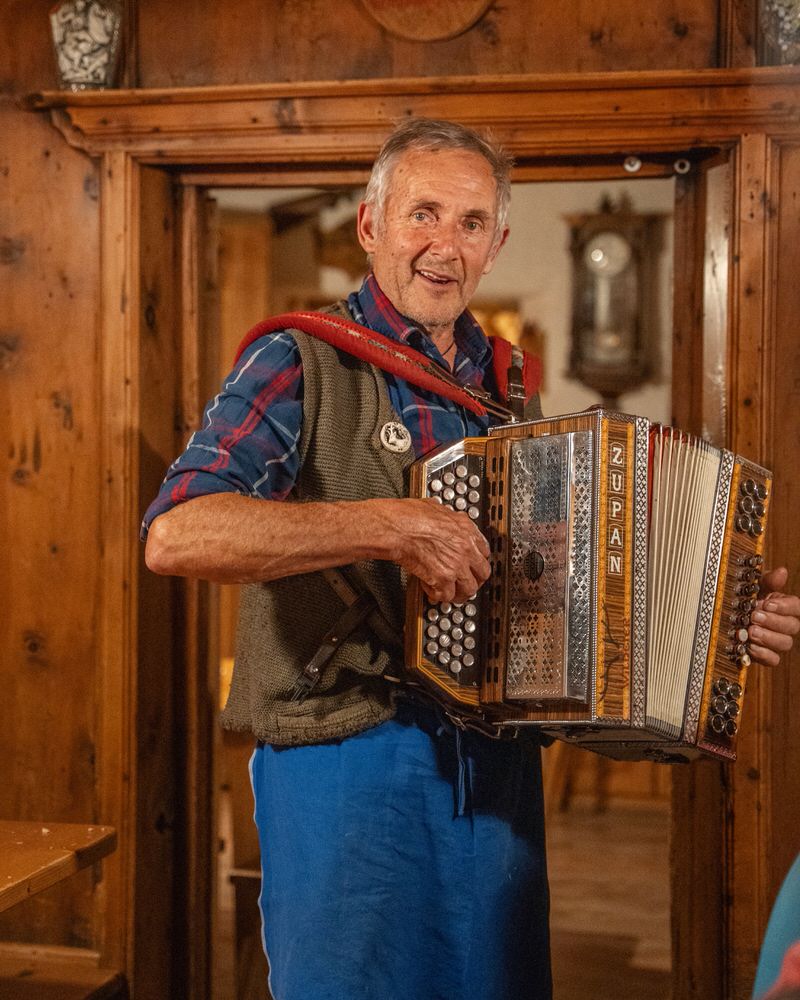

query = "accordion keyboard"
[[422, 453, 487, 689]]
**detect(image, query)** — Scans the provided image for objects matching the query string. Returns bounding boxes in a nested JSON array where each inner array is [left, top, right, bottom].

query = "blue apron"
[[250, 697, 552, 1000]]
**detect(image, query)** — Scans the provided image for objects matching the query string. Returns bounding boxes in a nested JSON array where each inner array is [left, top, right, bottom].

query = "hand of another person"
[[749, 567, 800, 667], [388, 498, 491, 605]]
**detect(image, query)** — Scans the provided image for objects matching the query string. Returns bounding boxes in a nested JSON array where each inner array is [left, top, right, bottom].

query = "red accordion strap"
[[489, 335, 542, 407], [233, 311, 541, 419]]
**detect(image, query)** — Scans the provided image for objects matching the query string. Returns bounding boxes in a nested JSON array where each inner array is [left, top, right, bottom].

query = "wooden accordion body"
[[405, 410, 772, 762]]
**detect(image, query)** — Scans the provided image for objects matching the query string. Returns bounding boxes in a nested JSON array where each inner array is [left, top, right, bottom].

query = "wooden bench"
[[0, 946, 127, 1000]]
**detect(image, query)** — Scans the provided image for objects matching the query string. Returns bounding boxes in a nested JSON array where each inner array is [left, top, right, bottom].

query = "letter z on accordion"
[[405, 409, 771, 762]]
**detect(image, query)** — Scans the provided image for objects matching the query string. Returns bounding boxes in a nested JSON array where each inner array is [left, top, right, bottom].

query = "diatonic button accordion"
[[405, 409, 771, 762]]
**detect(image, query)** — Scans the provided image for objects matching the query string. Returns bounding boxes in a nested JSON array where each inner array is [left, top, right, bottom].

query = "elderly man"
[[143, 118, 799, 1000]]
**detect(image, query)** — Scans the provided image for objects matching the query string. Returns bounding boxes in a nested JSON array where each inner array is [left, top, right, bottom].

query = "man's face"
[[357, 147, 509, 340]]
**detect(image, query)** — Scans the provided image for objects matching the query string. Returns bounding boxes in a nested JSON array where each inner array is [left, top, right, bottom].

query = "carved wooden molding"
[[27, 67, 800, 163]]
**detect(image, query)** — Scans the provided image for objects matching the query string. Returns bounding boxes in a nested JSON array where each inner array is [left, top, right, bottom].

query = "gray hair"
[[364, 117, 513, 245]]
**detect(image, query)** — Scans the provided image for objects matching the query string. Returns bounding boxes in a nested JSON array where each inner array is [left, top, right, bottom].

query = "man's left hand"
[[749, 566, 800, 666]]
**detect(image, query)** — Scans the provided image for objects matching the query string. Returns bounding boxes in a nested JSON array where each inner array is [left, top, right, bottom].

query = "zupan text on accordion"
[[405, 409, 771, 762]]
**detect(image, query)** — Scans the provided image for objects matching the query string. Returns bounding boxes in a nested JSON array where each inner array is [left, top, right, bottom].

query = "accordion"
[[405, 409, 772, 762]]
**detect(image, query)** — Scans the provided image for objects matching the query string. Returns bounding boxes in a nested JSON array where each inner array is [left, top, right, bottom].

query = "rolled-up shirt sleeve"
[[141, 331, 303, 538]]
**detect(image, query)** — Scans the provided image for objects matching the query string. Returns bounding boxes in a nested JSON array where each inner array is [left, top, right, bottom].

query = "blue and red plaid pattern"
[[141, 274, 499, 536]]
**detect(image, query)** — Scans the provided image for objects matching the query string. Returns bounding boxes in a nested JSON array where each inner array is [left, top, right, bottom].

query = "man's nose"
[[428, 219, 460, 257]]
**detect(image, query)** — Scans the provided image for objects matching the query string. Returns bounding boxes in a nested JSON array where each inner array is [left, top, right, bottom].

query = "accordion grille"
[[505, 431, 594, 702]]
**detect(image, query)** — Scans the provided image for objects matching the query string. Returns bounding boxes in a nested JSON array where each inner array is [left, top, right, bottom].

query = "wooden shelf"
[[0, 821, 116, 913]]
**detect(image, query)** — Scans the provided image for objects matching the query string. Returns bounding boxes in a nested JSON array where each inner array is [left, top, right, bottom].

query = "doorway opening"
[[195, 176, 677, 1000]]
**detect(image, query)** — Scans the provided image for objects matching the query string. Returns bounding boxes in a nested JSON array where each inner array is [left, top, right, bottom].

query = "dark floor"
[[548, 800, 671, 1000]]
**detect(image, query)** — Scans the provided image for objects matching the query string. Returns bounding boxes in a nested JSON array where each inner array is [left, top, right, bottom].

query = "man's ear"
[[357, 202, 378, 254], [482, 226, 510, 276]]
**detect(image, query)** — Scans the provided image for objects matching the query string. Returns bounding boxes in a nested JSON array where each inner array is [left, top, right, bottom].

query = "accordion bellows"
[[405, 410, 771, 762]]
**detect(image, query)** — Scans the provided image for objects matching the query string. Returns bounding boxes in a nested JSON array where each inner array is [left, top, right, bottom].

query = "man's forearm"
[[145, 493, 402, 584], [144, 492, 491, 603]]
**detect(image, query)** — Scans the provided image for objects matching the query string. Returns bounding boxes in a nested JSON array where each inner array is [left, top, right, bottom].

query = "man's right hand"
[[382, 498, 491, 605]]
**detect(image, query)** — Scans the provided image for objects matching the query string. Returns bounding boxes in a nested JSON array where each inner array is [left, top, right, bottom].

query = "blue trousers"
[[250, 698, 552, 1000]]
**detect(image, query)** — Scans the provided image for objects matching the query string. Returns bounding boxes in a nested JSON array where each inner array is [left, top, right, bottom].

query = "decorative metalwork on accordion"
[[631, 417, 650, 728], [404, 409, 772, 763], [683, 448, 734, 743]]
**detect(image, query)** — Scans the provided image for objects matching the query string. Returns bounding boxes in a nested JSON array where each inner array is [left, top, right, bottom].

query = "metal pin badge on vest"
[[379, 421, 412, 454]]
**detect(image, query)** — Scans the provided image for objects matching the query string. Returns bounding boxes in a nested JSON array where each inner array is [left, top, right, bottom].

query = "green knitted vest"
[[220, 305, 543, 746]]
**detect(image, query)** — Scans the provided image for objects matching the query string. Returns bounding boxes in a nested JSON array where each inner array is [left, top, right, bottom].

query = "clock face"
[[583, 231, 632, 277]]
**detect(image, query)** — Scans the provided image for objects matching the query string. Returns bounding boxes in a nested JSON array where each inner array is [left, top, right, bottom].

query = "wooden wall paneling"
[[671, 164, 708, 433], [134, 163, 181, 999], [717, 0, 759, 68], [765, 140, 800, 927], [0, 100, 101, 949], [94, 149, 139, 977], [133, 0, 721, 86], [727, 132, 773, 999], [176, 185, 220, 1000], [94, 151, 183, 994], [669, 151, 737, 1000]]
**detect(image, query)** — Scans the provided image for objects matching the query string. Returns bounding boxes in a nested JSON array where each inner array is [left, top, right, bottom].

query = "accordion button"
[[451, 627, 464, 642], [729, 683, 743, 699], [455, 481, 468, 495], [462, 653, 475, 668], [736, 514, 752, 533], [429, 479, 443, 493], [439, 634, 452, 649], [425, 642, 438, 656], [714, 677, 730, 695], [455, 498, 468, 511], [443, 488, 455, 502], [726, 701, 740, 718], [426, 608, 440, 622], [712, 695, 728, 714], [439, 602, 452, 614], [468, 507, 480, 520], [464, 620, 477, 634], [737, 653, 752, 668], [742, 478, 756, 496], [749, 520, 763, 537], [455, 465, 468, 480], [468, 474, 481, 488], [431, 496, 443, 504], [739, 496, 755, 515], [725, 719, 738, 737], [756, 482, 768, 500], [736, 628, 749, 643], [443, 472, 456, 486], [439, 617, 452, 632], [464, 636, 476, 650], [437, 650, 451, 666], [426, 624, 440, 640], [451, 610, 465, 625], [451, 643, 463, 657], [449, 660, 462, 674], [464, 602, 478, 617], [753, 501, 765, 518], [710, 714, 726, 734]]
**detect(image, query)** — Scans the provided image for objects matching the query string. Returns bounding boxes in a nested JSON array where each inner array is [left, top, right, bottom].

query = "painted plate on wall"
[[361, 0, 494, 41]]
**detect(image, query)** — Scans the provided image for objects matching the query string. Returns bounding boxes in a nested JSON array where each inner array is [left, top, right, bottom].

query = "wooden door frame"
[[29, 67, 800, 999]]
